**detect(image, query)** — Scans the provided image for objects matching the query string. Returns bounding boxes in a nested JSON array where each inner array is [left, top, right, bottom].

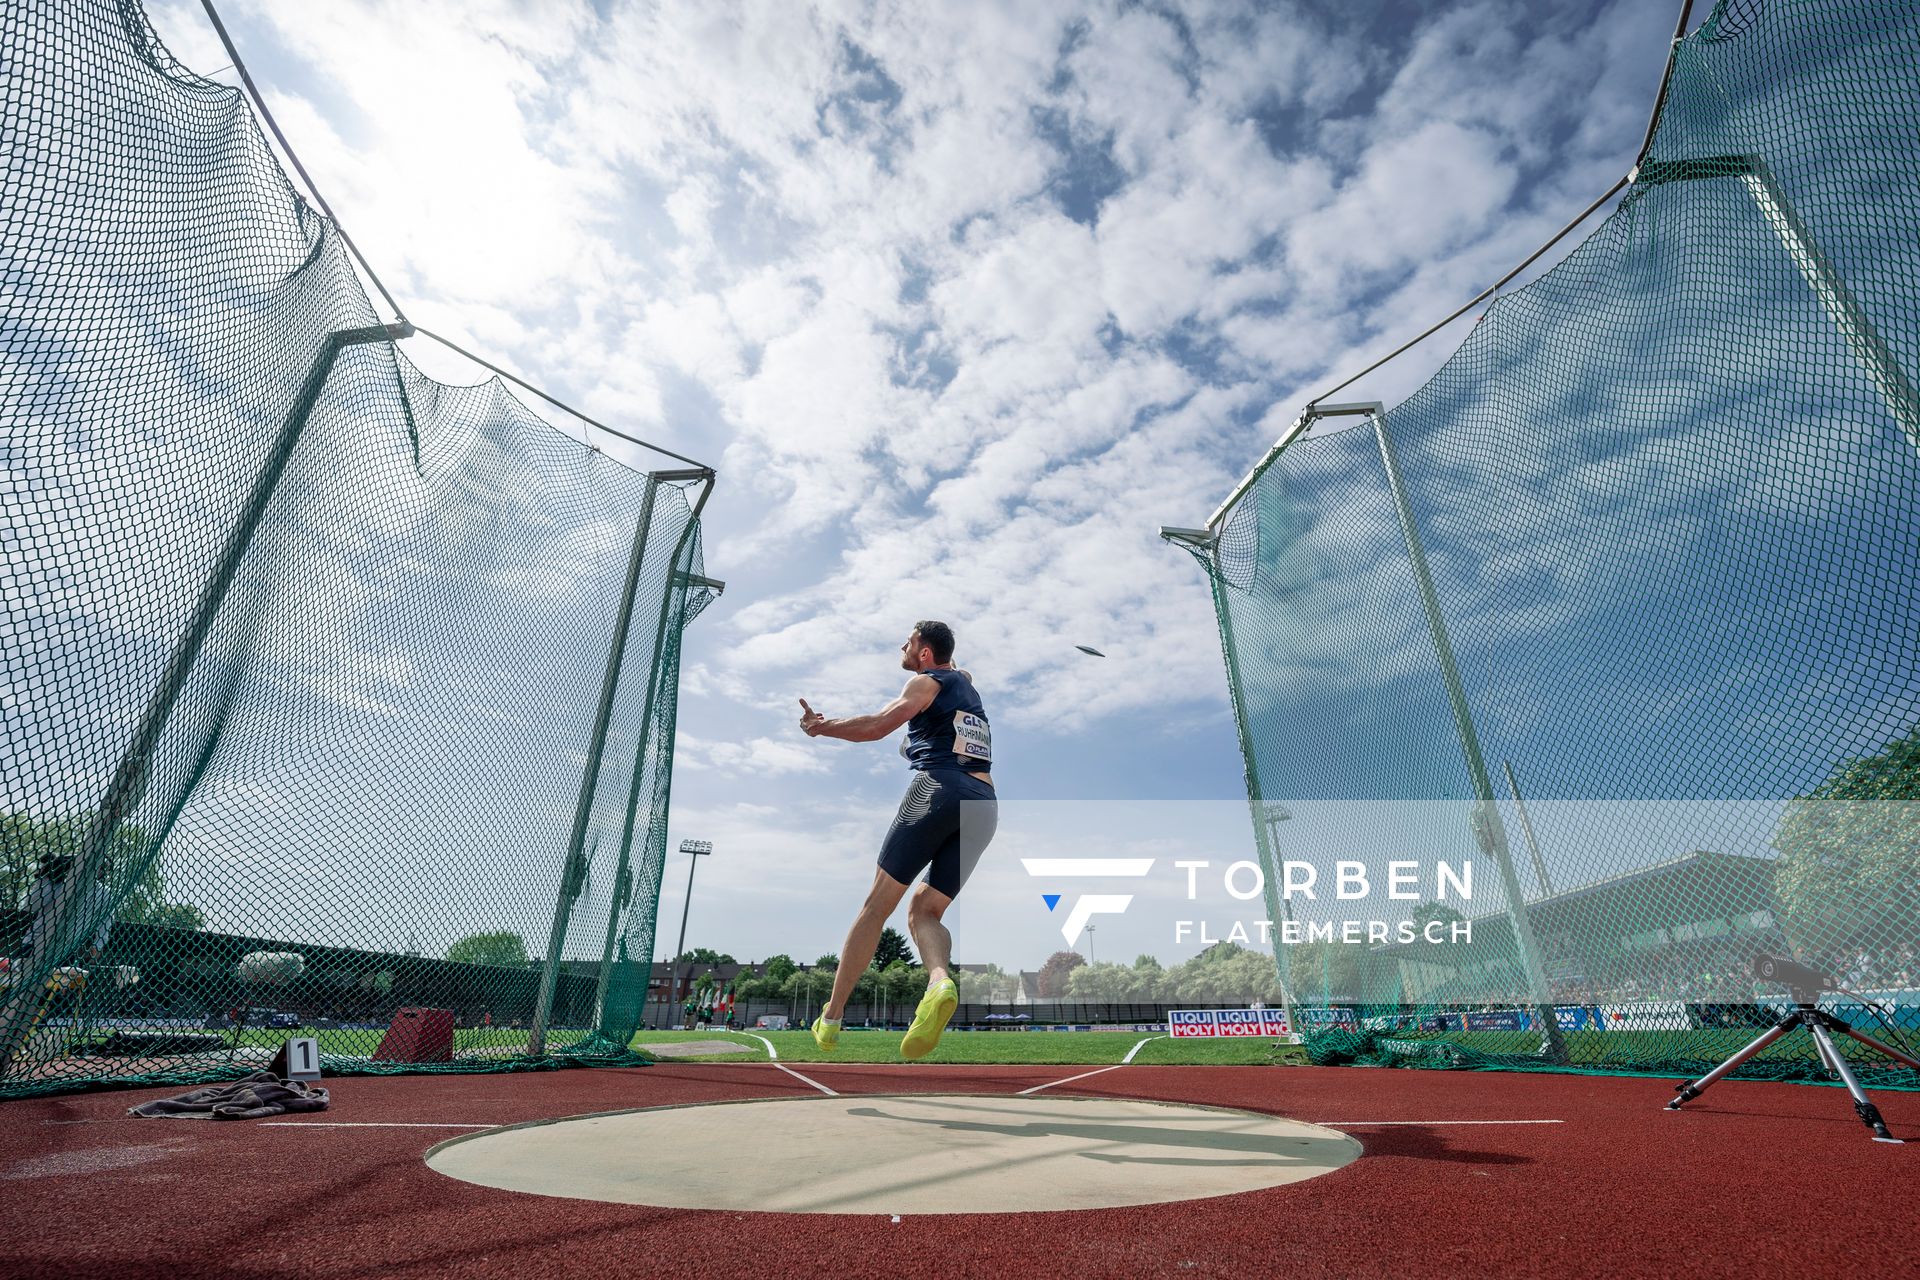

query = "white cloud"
[[126, 0, 1692, 962], [679, 733, 830, 777]]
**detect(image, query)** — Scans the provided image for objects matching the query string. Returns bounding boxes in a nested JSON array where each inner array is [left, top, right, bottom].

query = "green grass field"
[[629, 1028, 1308, 1066], [1403, 1025, 1915, 1069], [176, 1025, 589, 1059], [148, 1022, 1913, 1079]]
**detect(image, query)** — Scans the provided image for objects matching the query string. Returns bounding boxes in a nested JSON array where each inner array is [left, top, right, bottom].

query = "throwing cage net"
[[1, 0, 718, 1098], [1173, 0, 1920, 1084]]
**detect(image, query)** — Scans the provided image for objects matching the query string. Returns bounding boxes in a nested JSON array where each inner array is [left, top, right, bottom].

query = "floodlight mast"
[[1503, 759, 1555, 898], [669, 839, 714, 1018]]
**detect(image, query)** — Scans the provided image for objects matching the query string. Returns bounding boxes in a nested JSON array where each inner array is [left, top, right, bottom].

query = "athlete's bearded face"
[[900, 630, 933, 672]]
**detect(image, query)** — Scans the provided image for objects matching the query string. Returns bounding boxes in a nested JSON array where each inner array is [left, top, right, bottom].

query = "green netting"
[[0, 0, 716, 1098], [1181, 0, 1920, 1085]]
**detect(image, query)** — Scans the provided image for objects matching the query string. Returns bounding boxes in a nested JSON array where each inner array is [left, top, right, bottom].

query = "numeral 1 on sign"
[[271, 1036, 322, 1082]]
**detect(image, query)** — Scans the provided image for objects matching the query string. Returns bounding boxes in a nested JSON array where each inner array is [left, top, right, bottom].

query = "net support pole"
[[1197, 548, 1302, 1041], [589, 488, 722, 1037], [1371, 409, 1567, 1061], [1503, 759, 1555, 898], [528, 477, 664, 1057], [588, 756, 647, 1034], [592, 574, 725, 1037], [1739, 165, 1920, 455], [0, 321, 410, 1079], [1634, 155, 1920, 455], [587, 562, 676, 1035], [1261, 803, 1304, 1028]]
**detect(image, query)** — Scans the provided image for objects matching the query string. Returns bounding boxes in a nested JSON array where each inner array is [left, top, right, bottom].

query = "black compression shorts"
[[876, 768, 998, 899]]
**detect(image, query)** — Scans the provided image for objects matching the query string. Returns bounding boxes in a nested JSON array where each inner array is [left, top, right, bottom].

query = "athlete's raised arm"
[[799, 675, 938, 743]]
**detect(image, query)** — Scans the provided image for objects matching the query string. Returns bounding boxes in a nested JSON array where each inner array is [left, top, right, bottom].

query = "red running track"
[[0, 1063, 1914, 1279]]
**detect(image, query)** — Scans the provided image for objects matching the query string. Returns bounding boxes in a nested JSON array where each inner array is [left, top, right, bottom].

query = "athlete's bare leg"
[[823, 867, 910, 1020], [906, 882, 953, 986]]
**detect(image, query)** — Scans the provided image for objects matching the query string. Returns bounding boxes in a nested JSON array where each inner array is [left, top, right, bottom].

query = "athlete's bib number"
[[953, 711, 992, 763]]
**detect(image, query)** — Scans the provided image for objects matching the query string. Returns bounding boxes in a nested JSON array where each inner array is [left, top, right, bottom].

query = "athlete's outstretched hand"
[[798, 698, 827, 736]]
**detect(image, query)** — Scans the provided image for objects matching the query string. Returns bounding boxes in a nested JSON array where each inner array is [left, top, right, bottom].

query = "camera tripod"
[[1667, 989, 1920, 1143]]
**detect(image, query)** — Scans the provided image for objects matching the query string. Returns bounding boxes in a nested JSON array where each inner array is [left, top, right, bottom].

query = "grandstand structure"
[[1369, 851, 1785, 1008]]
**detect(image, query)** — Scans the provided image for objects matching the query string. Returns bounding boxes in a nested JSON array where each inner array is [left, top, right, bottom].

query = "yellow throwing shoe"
[[900, 978, 958, 1061], [811, 1014, 841, 1053]]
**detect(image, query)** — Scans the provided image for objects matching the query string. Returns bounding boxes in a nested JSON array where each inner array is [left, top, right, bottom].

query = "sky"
[[138, 0, 1699, 973]]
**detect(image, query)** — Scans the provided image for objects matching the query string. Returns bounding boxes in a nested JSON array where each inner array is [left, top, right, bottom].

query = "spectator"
[[19, 853, 112, 964]]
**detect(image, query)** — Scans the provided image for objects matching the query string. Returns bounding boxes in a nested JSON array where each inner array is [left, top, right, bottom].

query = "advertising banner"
[[1168, 1009, 1293, 1038], [1600, 1001, 1692, 1031]]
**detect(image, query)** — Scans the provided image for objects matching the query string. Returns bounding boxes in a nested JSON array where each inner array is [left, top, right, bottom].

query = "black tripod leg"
[[1668, 1016, 1796, 1108], [1809, 1023, 1902, 1144]]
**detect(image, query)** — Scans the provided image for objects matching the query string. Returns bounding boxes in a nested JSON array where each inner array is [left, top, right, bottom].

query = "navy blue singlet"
[[900, 668, 991, 773]]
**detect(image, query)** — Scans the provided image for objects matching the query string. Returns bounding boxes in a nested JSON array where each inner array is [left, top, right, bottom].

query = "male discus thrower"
[[1666, 953, 1920, 1143]]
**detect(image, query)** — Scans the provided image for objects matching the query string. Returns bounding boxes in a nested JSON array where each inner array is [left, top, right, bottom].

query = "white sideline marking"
[[1122, 1035, 1166, 1064], [734, 1031, 779, 1060], [773, 1062, 837, 1096], [260, 1121, 495, 1128], [646, 1060, 900, 1068], [1017, 1064, 1127, 1095], [1312, 1119, 1565, 1126]]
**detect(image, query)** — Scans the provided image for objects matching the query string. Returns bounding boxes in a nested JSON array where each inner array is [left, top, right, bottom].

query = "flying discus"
[[1075, 645, 1106, 657]]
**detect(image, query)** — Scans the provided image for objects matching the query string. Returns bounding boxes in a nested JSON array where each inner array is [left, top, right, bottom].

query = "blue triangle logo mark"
[[1042, 894, 1061, 911]]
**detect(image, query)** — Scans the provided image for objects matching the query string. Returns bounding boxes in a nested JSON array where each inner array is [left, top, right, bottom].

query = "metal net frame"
[[1168, 0, 1920, 1084], [1, 0, 717, 1097]]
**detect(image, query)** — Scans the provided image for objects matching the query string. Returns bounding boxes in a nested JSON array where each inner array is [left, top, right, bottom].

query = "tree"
[[782, 967, 831, 1002], [1285, 939, 1363, 1003], [138, 901, 206, 931], [1163, 942, 1283, 1004], [735, 973, 779, 999], [1065, 961, 1134, 1000], [446, 931, 530, 968], [1036, 949, 1085, 997], [762, 953, 798, 984], [814, 954, 839, 970], [115, 859, 204, 930], [872, 927, 915, 970], [953, 963, 1007, 1002], [879, 959, 921, 1006], [676, 947, 735, 965], [1773, 726, 1920, 971], [2, 814, 202, 933]]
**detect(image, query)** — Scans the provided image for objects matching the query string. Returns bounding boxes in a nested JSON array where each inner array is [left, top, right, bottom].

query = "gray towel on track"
[[128, 1070, 330, 1120]]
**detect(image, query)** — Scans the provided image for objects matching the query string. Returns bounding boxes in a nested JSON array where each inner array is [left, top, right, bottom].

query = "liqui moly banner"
[[1168, 1009, 1292, 1038], [1299, 1007, 1361, 1031]]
